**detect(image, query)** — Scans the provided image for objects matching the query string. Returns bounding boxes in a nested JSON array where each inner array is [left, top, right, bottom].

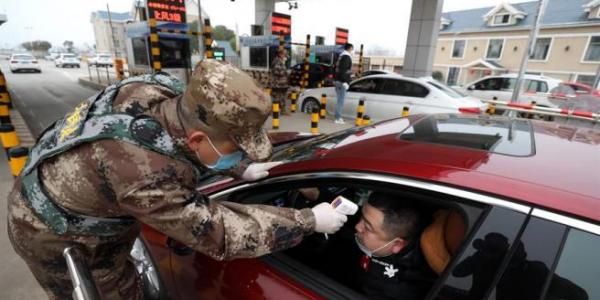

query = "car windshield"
[[13, 55, 34, 60], [427, 80, 466, 98]]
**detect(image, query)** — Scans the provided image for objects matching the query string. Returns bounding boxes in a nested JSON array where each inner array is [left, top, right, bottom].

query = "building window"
[[493, 14, 510, 25], [530, 38, 551, 60], [486, 39, 504, 60], [447, 67, 460, 86], [132, 37, 149, 66], [576, 74, 596, 87], [583, 36, 600, 62], [452, 40, 465, 58]]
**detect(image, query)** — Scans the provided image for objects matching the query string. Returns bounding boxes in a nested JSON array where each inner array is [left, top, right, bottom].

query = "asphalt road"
[[1, 59, 103, 137]]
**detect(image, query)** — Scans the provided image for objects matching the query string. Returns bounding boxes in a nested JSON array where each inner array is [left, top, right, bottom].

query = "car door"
[[374, 78, 431, 119], [336, 78, 385, 120], [165, 167, 502, 300]]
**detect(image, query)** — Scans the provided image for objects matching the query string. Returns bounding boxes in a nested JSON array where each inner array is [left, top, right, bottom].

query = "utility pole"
[[593, 64, 600, 91], [197, 0, 205, 60], [509, 0, 549, 117], [106, 3, 119, 59]]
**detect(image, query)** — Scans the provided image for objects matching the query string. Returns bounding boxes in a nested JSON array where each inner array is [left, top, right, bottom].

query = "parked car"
[[458, 74, 562, 108], [54, 53, 80, 68], [87, 53, 113, 67], [298, 74, 486, 121], [290, 62, 333, 88], [9, 53, 41, 73], [121, 114, 600, 299], [558, 82, 600, 97]]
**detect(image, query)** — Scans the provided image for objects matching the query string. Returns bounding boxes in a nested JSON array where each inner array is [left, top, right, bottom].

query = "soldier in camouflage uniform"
[[270, 48, 290, 115], [7, 60, 347, 299]]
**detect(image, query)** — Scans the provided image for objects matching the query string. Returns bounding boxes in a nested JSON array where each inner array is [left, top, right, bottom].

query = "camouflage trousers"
[[7, 181, 143, 300], [271, 88, 289, 114]]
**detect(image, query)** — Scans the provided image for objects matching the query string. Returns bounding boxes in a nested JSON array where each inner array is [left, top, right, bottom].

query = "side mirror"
[[468, 85, 475, 91]]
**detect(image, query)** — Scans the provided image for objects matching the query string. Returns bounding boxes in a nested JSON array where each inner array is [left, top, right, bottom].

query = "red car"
[[555, 82, 600, 97], [129, 114, 600, 300]]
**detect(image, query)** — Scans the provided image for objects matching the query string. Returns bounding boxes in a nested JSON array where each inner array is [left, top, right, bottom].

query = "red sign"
[[335, 27, 349, 45], [271, 12, 291, 36], [147, 0, 186, 23]]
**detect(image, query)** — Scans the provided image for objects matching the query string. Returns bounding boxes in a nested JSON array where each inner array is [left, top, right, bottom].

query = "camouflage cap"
[[181, 60, 272, 161]]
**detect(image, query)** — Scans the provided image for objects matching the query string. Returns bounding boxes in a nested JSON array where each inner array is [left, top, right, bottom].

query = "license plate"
[[21, 62, 29, 64]]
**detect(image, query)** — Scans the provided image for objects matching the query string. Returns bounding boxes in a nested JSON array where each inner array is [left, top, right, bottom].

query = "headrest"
[[420, 209, 466, 275]]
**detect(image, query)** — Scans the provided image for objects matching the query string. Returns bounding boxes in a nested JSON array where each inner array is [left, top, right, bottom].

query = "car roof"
[[491, 73, 561, 82], [270, 114, 600, 222]]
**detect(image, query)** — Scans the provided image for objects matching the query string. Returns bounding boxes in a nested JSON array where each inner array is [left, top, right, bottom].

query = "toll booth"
[[239, 35, 292, 71], [312, 45, 343, 65], [124, 21, 192, 83]]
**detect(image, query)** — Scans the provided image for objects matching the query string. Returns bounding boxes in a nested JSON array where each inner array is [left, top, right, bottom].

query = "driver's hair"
[[367, 193, 420, 241]]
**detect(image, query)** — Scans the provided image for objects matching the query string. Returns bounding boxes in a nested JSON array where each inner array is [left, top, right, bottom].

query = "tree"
[[212, 25, 235, 41], [21, 40, 52, 52], [63, 40, 74, 53]]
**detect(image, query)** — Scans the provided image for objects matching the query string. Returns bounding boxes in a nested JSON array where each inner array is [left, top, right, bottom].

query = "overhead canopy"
[[463, 59, 506, 70]]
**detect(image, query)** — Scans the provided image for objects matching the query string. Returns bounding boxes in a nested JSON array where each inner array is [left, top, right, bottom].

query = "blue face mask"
[[204, 136, 244, 171]]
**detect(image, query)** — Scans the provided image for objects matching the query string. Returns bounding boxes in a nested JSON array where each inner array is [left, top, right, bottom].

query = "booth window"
[[132, 38, 149, 66], [159, 39, 189, 69], [250, 47, 268, 68]]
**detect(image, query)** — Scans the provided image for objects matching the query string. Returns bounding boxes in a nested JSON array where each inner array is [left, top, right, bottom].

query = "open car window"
[[216, 176, 488, 300]]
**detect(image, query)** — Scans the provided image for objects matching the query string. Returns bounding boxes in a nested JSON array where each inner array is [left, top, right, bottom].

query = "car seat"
[[420, 209, 467, 275]]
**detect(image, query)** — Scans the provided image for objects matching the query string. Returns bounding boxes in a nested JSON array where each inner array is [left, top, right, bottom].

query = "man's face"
[[355, 203, 402, 257]]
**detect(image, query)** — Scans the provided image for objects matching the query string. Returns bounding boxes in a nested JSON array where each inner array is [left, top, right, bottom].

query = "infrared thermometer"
[[325, 196, 358, 240]]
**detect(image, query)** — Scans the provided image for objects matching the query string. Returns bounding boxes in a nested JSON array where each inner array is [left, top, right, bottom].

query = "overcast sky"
[[0, 0, 533, 54]]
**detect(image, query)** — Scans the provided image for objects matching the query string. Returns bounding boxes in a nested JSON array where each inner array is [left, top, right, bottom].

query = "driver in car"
[[353, 193, 437, 300]]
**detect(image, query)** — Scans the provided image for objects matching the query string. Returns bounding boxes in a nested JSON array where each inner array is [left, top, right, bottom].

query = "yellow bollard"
[[272, 102, 280, 129], [311, 107, 319, 134], [402, 106, 409, 117], [290, 92, 297, 113], [264, 87, 272, 96], [114, 59, 125, 81], [8, 146, 28, 177], [0, 68, 11, 106], [320, 94, 327, 119], [0, 103, 10, 124], [362, 115, 371, 126], [0, 124, 20, 154], [355, 97, 366, 126], [486, 103, 496, 115], [528, 101, 536, 119]]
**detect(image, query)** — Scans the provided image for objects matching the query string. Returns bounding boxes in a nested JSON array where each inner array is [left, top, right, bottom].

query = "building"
[[433, 0, 600, 87], [90, 11, 133, 58]]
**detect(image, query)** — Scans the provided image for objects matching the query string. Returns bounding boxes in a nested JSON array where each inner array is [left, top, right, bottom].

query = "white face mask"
[[355, 234, 397, 258]]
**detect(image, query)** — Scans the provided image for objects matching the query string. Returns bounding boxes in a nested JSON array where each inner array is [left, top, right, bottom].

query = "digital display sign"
[[147, 0, 186, 23], [335, 27, 349, 45], [271, 12, 291, 36]]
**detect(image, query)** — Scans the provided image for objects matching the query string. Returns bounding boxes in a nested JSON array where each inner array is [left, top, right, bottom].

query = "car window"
[[221, 177, 487, 300], [428, 80, 465, 99], [488, 217, 568, 300], [381, 79, 429, 98], [13, 55, 34, 60], [433, 206, 528, 300], [473, 78, 504, 91], [544, 228, 600, 300], [348, 78, 384, 94]]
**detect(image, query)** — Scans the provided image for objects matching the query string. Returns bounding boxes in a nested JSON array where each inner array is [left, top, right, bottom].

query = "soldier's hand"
[[242, 161, 284, 181], [311, 202, 348, 234]]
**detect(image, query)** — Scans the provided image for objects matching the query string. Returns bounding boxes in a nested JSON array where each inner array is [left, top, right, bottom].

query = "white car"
[[298, 74, 486, 122], [9, 54, 41, 73], [458, 74, 562, 108], [88, 54, 113, 67], [55, 53, 80, 68]]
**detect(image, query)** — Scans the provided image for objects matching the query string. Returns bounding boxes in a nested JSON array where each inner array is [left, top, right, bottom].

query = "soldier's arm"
[[119, 180, 315, 260]]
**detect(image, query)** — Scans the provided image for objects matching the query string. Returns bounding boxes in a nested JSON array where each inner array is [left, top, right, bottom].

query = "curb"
[[10, 108, 35, 147], [78, 77, 108, 90]]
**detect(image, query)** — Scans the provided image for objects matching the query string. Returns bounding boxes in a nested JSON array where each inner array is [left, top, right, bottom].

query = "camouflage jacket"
[[270, 56, 289, 89], [35, 79, 315, 260]]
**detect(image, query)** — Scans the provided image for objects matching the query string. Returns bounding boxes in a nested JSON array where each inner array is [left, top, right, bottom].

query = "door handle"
[[167, 237, 194, 256]]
